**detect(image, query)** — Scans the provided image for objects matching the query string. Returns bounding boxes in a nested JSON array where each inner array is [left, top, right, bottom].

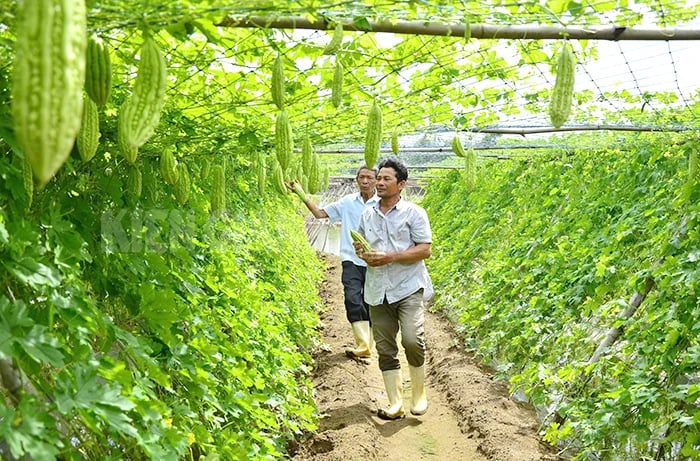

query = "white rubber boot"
[[409, 365, 428, 416], [378, 369, 405, 420], [345, 321, 372, 360]]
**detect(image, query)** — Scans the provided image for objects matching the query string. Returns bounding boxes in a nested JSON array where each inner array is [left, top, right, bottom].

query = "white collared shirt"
[[324, 192, 380, 265], [358, 198, 433, 305]]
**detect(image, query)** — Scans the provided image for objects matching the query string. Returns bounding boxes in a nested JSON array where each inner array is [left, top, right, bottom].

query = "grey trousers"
[[370, 289, 426, 371]]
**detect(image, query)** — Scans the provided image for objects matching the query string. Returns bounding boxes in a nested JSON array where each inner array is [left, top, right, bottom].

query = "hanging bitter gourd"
[[271, 53, 285, 110], [272, 161, 287, 196], [323, 22, 343, 55], [451, 135, 466, 158], [364, 100, 382, 169], [301, 135, 313, 176], [12, 0, 87, 189], [308, 153, 321, 194], [77, 95, 101, 162], [391, 128, 399, 155], [463, 144, 476, 191], [118, 34, 167, 162], [275, 109, 293, 173], [160, 149, 179, 185], [117, 110, 138, 164], [126, 165, 142, 206], [210, 165, 225, 215], [85, 34, 112, 107], [173, 163, 191, 205], [200, 158, 210, 180], [548, 42, 576, 129], [331, 60, 343, 109], [321, 165, 330, 191], [22, 154, 33, 209]]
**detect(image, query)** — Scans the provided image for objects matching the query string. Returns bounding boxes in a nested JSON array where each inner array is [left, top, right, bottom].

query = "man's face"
[[375, 167, 403, 198], [356, 168, 377, 193]]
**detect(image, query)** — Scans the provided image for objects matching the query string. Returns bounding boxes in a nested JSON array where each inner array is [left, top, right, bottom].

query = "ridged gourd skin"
[[301, 136, 313, 176], [391, 129, 399, 155], [126, 165, 142, 205], [271, 54, 284, 110], [22, 154, 33, 208], [160, 150, 179, 185], [350, 229, 371, 252], [323, 22, 343, 55], [272, 161, 287, 196], [463, 145, 477, 191], [308, 153, 321, 194], [364, 101, 382, 169], [322, 165, 330, 191], [210, 165, 226, 215], [275, 110, 293, 173], [548, 42, 576, 129], [77, 95, 101, 162], [200, 159, 210, 180], [117, 115, 138, 163], [331, 60, 343, 108], [451, 135, 466, 158], [12, 0, 87, 189], [173, 163, 191, 205], [118, 35, 167, 162], [292, 180, 307, 201], [85, 34, 112, 107]]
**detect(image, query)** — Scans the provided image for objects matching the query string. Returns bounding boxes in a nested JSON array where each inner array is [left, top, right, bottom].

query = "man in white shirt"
[[289, 166, 379, 362], [354, 157, 433, 420]]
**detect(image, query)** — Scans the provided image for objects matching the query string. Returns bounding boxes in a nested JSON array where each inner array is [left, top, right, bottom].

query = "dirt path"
[[291, 253, 560, 461]]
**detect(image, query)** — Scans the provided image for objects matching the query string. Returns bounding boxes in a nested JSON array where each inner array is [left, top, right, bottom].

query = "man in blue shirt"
[[289, 166, 379, 362], [354, 157, 433, 420]]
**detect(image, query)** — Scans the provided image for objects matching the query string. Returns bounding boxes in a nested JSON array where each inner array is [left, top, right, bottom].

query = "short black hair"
[[376, 157, 408, 182]]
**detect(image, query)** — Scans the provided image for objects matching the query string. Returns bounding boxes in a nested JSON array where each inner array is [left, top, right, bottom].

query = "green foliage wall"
[[423, 134, 700, 460], [0, 143, 324, 460]]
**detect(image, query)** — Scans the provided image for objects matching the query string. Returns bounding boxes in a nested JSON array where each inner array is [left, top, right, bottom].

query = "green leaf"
[[352, 16, 372, 31], [138, 284, 183, 341], [56, 364, 138, 436], [0, 399, 61, 460], [5, 257, 61, 288], [0, 297, 34, 357], [193, 20, 221, 44], [19, 326, 65, 367]]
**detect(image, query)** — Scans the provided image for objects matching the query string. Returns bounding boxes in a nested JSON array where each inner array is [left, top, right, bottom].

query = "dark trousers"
[[341, 261, 370, 323]]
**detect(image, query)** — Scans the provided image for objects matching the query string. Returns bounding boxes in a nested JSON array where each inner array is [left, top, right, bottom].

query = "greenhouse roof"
[[1, 0, 699, 157]]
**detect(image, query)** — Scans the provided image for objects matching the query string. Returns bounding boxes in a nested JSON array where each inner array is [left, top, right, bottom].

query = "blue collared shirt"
[[324, 192, 379, 265], [358, 198, 433, 305]]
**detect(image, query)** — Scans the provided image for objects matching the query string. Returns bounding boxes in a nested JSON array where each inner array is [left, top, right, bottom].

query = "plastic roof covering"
[[3, 0, 700, 157]]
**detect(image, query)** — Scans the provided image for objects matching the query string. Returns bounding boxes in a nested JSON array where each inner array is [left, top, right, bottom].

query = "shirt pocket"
[[365, 226, 380, 248], [391, 222, 411, 249]]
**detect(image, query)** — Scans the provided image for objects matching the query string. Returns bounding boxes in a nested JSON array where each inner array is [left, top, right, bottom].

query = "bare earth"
[[290, 253, 560, 461]]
